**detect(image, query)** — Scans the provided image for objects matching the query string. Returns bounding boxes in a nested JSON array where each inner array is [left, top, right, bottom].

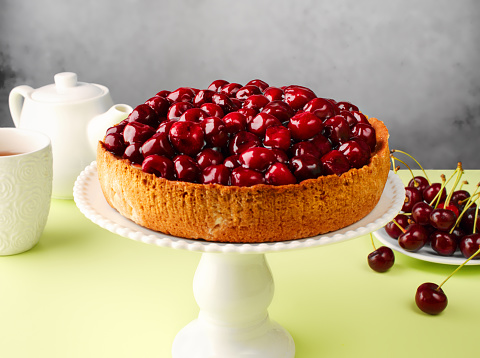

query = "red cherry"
[[290, 154, 322, 182], [246, 79, 269, 92], [288, 112, 324, 141], [222, 112, 247, 135], [263, 87, 284, 101], [200, 103, 225, 119], [230, 167, 265, 187], [123, 142, 144, 164], [338, 138, 371, 169], [155, 90, 171, 98], [193, 89, 215, 106], [320, 150, 350, 176], [422, 183, 447, 204], [223, 154, 241, 170], [201, 164, 231, 185], [411, 202, 434, 225], [368, 246, 395, 272], [336, 101, 359, 112], [460, 207, 480, 233], [106, 124, 126, 136], [283, 85, 317, 110], [236, 85, 262, 100], [229, 131, 261, 155], [450, 190, 470, 209], [141, 132, 176, 158], [263, 125, 292, 152], [402, 187, 423, 213], [142, 155, 175, 179], [123, 122, 156, 145], [303, 97, 337, 120], [145, 96, 170, 118], [238, 147, 276, 172], [430, 208, 457, 232], [262, 100, 295, 123], [168, 121, 205, 157], [219, 82, 242, 97], [271, 148, 289, 164], [351, 111, 369, 126], [167, 87, 196, 103], [351, 123, 376, 152], [408, 176, 429, 194], [385, 214, 409, 239], [237, 107, 258, 124], [323, 115, 351, 146], [459, 233, 480, 259], [430, 231, 457, 256], [264, 163, 297, 185], [415, 283, 448, 315], [436, 202, 460, 217], [339, 110, 357, 128], [248, 112, 282, 137], [208, 79, 229, 92], [290, 141, 322, 159], [201, 117, 229, 148], [103, 133, 126, 156], [173, 155, 201, 182], [179, 108, 208, 122], [398, 223, 428, 252], [309, 134, 332, 158], [243, 94, 270, 111], [212, 93, 238, 114], [196, 148, 224, 170], [167, 102, 194, 121], [127, 104, 159, 127]]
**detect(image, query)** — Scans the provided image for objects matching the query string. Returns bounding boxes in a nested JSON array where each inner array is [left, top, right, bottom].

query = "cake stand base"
[[172, 253, 295, 358]]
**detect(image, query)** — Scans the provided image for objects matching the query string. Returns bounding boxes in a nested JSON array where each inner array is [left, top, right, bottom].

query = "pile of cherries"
[[368, 155, 480, 315], [103, 79, 377, 186]]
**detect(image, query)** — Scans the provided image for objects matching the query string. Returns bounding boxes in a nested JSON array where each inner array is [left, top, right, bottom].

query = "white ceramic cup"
[[0, 128, 53, 255]]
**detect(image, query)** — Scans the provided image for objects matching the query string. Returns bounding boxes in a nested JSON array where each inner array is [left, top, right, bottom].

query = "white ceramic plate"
[[74, 162, 405, 254], [373, 227, 480, 266]]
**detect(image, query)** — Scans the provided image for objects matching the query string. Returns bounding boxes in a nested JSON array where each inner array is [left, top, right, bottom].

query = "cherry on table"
[[415, 282, 448, 315], [368, 246, 395, 272]]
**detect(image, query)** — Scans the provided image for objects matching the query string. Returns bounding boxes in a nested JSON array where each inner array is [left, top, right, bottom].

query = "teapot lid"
[[31, 72, 106, 103]]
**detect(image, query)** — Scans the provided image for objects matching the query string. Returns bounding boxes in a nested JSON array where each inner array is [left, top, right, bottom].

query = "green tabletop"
[[1, 169, 479, 358]]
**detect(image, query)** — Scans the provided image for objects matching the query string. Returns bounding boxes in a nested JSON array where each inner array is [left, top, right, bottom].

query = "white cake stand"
[[74, 162, 405, 358]]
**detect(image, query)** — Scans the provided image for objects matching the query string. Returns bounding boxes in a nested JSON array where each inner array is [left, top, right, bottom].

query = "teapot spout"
[[87, 104, 133, 157]]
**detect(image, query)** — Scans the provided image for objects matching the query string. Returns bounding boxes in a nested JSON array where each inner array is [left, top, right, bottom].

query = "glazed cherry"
[[123, 142, 144, 164], [290, 154, 322, 182], [230, 167, 265, 187], [211, 93, 238, 114], [263, 125, 291, 152], [179, 108, 208, 122], [243, 94, 270, 111], [336, 101, 359, 112], [168, 121, 205, 157], [411, 202, 434, 225], [142, 155, 175, 179], [235, 85, 262, 100], [238, 147, 276, 172], [288, 112, 324, 141], [106, 123, 126, 136], [265, 163, 297, 186], [155, 90, 171, 98], [415, 282, 448, 315], [408, 176, 429, 194], [271, 148, 289, 164], [338, 138, 371, 169], [402, 187, 423, 213], [208, 79, 229, 92], [193, 89, 215, 106], [368, 246, 395, 272], [262, 101, 295, 123], [200, 103, 225, 118], [246, 79, 269, 92], [339, 110, 357, 128], [196, 148, 224, 170], [229, 131, 261, 155], [423, 183, 447, 204], [173, 155, 201, 182], [123, 122, 156, 145], [398, 223, 428, 252], [222, 112, 247, 135], [283, 85, 317, 110], [127, 104, 159, 127], [303, 97, 337, 120], [141, 132, 176, 158], [310, 134, 332, 158], [201, 164, 231, 185], [237, 107, 259, 124], [263, 87, 284, 101], [320, 150, 350, 176], [201, 117, 229, 148], [430, 231, 457, 256], [290, 141, 322, 159], [103, 133, 126, 156], [385, 214, 409, 239], [145, 96, 170, 118], [351, 111, 369, 126], [223, 154, 241, 170], [167, 102, 194, 121], [323, 115, 351, 146], [247, 112, 281, 137], [351, 123, 376, 152], [167, 87, 196, 103], [219, 82, 242, 97], [459, 233, 480, 259], [430, 208, 457, 232]]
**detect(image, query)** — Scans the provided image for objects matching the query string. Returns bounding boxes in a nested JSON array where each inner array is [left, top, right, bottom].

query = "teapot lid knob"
[[54, 72, 78, 92]]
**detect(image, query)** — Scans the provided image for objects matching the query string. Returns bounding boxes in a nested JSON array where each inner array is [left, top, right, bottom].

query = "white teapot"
[[9, 72, 133, 199]]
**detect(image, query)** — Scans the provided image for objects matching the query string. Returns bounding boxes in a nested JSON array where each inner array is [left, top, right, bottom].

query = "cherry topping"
[[230, 167, 265, 187], [193, 89, 215, 106], [167, 87, 196, 103], [173, 155, 201, 182], [103, 133, 126, 156], [168, 121, 205, 157], [320, 150, 350, 176], [351, 123, 376, 152], [201, 116, 229, 147], [236, 85, 262, 100], [145, 96, 170, 118], [127, 104, 159, 127], [201, 164, 231, 185], [123, 122, 156, 145], [196, 148, 224, 170], [219, 82, 242, 97], [248, 112, 282, 137], [142, 155, 175, 179], [141, 132, 176, 158], [167, 102, 194, 121], [288, 112, 324, 141], [336, 101, 359, 112], [155, 90, 171, 98], [239, 147, 276, 172], [262, 100, 295, 123], [263, 125, 292, 152], [222, 112, 247, 135], [415, 282, 448, 315], [303, 98, 337, 120], [237, 107, 258, 124], [290, 154, 322, 182], [323, 115, 351, 146], [212, 93, 238, 114], [123, 142, 144, 164], [368, 246, 395, 272], [208, 79, 229, 92], [265, 163, 297, 185], [178, 108, 208, 123], [263, 87, 284, 101], [246, 79, 269, 92], [243, 94, 270, 111], [309, 134, 333, 158], [229, 131, 261, 155], [223, 154, 241, 170], [283, 85, 317, 110], [338, 138, 371, 169], [200, 103, 225, 118]]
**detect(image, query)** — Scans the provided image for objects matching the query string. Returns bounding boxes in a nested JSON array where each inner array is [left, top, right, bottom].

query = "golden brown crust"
[[97, 118, 390, 243]]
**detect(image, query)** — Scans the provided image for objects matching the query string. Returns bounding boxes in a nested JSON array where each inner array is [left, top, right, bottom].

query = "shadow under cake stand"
[[74, 162, 405, 358]]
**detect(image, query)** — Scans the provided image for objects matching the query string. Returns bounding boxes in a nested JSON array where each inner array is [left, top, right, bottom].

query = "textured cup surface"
[[0, 128, 53, 255]]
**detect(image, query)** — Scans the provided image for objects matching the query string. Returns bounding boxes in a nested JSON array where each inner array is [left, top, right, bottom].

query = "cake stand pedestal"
[[74, 162, 404, 358]]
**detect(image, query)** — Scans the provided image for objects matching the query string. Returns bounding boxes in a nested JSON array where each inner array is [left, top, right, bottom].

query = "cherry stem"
[[370, 233, 376, 250], [459, 180, 468, 191], [444, 162, 463, 208], [431, 174, 447, 209], [392, 218, 406, 233], [437, 245, 480, 291], [390, 155, 416, 184], [473, 204, 479, 234], [450, 193, 480, 234], [390, 149, 430, 184]]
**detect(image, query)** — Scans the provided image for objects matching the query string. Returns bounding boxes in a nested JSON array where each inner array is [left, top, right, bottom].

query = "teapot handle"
[[9, 85, 34, 127]]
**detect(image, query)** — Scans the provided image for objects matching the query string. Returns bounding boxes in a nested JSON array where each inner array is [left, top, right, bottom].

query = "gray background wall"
[[1, 0, 479, 169]]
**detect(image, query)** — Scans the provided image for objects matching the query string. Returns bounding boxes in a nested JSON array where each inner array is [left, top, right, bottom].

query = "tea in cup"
[[0, 128, 53, 255]]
